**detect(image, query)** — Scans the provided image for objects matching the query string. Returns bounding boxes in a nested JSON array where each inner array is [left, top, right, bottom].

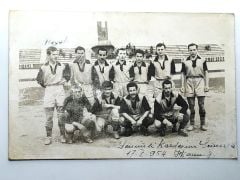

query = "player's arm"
[[109, 65, 115, 82], [154, 99, 165, 122], [121, 113, 136, 124], [36, 67, 46, 88], [203, 61, 209, 91], [138, 96, 151, 124], [83, 94, 92, 112], [138, 111, 150, 124], [63, 63, 71, 82], [91, 98, 102, 114], [175, 93, 188, 114], [170, 59, 175, 77], [180, 62, 186, 93], [147, 62, 155, 81], [102, 103, 119, 109], [129, 65, 135, 81], [120, 99, 135, 124]]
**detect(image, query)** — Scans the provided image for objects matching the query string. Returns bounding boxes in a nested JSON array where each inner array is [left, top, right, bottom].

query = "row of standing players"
[[36, 43, 209, 145]]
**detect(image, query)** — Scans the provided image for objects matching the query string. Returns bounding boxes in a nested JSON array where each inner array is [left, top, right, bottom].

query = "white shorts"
[[185, 77, 205, 97], [137, 83, 154, 107], [44, 85, 65, 108], [82, 84, 95, 105], [113, 82, 128, 97]]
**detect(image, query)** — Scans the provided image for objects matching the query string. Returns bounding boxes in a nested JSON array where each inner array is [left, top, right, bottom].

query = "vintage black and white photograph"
[[9, 11, 237, 159]]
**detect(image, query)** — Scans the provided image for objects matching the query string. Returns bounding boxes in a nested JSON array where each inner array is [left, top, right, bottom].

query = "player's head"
[[75, 46, 85, 62], [162, 79, 172, 97], [71, 84, 83, 99], [117, 48, 127, 61], [135, 49, 144, 63], [156, 43, 166, 56], [102, 81, 113, 97], [97, 47, 108, 61], [46, 46, 58, 62], [127, 82, 138, 98], [188, 43, 198, 57]]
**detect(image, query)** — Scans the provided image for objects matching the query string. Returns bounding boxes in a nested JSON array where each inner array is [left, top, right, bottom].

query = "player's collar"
[[161, 91, 174, 99], [154, 54, 168, 62], [94, 59, 109, 66], [44, 61, 61, 66], [133, 61, 146, 67], [126, 94, 140, 101], [73, 59, 90, 64], [116, 60, 126, 65], [186, 55, 201, 60]]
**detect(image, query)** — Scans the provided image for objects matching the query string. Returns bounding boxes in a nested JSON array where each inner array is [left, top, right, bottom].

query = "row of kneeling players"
[[57, 80, 190, 144]]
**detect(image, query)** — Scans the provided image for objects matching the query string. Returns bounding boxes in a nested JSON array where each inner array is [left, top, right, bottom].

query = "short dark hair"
[[156, 43, 166, 49], [75, 46, 85, 53], [117, 48, 126, 55], [97, 47, 108, 54], [188, 43, 198, 50], [102, 81, 113, 89], [46, 46, 58, 55], [135, 49, 145, 56], [162, 79, 172, 88], [127, 82, 138, 91]]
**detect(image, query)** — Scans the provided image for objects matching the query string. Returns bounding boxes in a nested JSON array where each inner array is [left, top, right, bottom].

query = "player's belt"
[[46, 83, 63, 87], [156, 78, 165, 81], [134, 81, 149, 84], [79, 82, 91, 85], [186, 76, 203, 79]]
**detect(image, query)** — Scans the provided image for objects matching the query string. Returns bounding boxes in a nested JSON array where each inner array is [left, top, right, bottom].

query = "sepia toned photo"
[[9, 11, 237, 159]]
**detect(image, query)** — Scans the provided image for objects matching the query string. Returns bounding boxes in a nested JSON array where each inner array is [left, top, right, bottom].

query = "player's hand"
[[95, 89, 102, 102], [63, 81, 71, 89], [115, 106, 121, 110], [178, 113, 184, 122], [180, 87, 185, 93], [131, 120, 137, 126], [166, 76, 171, 80], [163, 119, 173, 127], [137, 119, 143, 126], [204, 86, 209, 92]]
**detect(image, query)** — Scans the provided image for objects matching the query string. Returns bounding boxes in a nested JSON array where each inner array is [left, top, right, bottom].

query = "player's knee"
[[111, 109, 120, 122], [85, 120, 95, 129], [65, 124, 74, 133], [97, 117, 105, 130], [119, 117, 125, 125], [186, 109, 191, 116], [199, 108, 206, 116], [148, 113, 153, 119], [154, 120, 161, 128], [111, 108, 119, 115], [89, 114, 97, 123]]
